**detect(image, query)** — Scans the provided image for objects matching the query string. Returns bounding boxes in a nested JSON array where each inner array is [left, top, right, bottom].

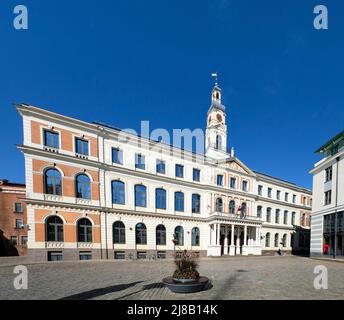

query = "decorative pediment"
[[215, 157, 255, 176]]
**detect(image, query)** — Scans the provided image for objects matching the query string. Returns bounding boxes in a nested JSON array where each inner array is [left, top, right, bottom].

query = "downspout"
[[102, 132, 109, 260], [333, 156, 340, 259]]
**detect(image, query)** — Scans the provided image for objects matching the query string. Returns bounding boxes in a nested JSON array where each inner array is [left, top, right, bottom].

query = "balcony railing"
[[210, 211, 262, 221]]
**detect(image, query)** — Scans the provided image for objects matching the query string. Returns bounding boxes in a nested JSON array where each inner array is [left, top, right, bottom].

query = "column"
[[224, 226, 228, 254], [244, 226, 247, 246], [229, 224, 235, 256], [231, 225, 234, 245], [216, 223, 220, 245], [210, 224, 214, 245], [255, 227, 259, 246]]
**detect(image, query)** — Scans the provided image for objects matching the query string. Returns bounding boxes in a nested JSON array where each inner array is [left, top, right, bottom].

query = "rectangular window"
[[230, 177, 236, 189], [44, 130, 59, 149], [325, 190, 332, 205], [292, 212, 296, 225], [302, 197, 306, 205], [293, 195, 296, 204], [218, 175, 224, 187], [137, 252, 147, 260], [175, 164, 184, 178], [275, 210, 280, 224], [268, 188, 272, 198], [242, 180, 248, 192], [284, 211, 288, 224], [285, 192, 289, 202], [48, 252, 63, 261], [79, 252, 92, 260], [21, 236, 28, 246], [156, 160, 166, 174], [15, 219, 24, 229], [10, 236, 17, 246], [325, 166, 333, 182], [14, 203, 23, 213], [135, 154, 145, 170], [258, 185, 263, 196], [112, 148, 123, 165], [114, 251, 125, 260], [75, 138, 89, 155], [276, 190, 281, 200], [157, 251, 166, 259], [193, 169, 201, 182]]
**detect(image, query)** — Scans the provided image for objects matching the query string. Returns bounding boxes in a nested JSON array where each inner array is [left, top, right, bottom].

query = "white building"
[[310, 130, 344, 258], [17, 80, 312, 261]]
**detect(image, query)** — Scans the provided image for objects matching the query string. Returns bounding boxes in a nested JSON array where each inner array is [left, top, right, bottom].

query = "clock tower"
[[205, 75, 229, 160]]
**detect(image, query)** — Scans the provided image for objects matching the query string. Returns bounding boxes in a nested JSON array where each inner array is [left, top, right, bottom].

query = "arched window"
[[76, 174, 91, 200], [282, 234, 287, 247], [156, 188, 166, 210], [174, 226, 184, 246], [216, 135, 222, 150], [229, 200, 235, 214], [136, 223, 147, 245], [77, 218, 92, 243], [284, 211, 288, 224], [44, 168, 62, 195], [174, 192, 184, 212], [274, 233, 279, 247], [135, 185, 147, 207], [191, 227, 200, 246], [265, 232, 270, 247], [266, 208, 272, 222], [112, 181, 125, 205], [46, 216, 64, 242], [156, 224, 166, 245], [216, 198, 223, 212], [113, 221, 125, 244], [241, 202, 247, 216]]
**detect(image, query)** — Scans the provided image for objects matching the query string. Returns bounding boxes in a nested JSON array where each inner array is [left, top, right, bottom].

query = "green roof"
[[315, 130, 344, 153]]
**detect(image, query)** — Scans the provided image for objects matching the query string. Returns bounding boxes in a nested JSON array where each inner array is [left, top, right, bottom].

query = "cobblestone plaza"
[[0, 256, 343, 300]]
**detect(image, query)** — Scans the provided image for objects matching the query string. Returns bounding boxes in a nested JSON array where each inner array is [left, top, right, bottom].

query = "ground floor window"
[[157, 251, 166, 259], [48, 251, 63, 261], [137, 251, 147, 259], [79, 252, 92, 260], [323, 212, 344, 257], [114, 251, 125, 260]]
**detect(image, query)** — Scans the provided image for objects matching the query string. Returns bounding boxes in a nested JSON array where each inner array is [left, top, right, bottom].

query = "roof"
[[315, 130, 344, 153]]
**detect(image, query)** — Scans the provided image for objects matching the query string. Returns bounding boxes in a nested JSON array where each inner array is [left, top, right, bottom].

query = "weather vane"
[[211, 72, 218, 86]]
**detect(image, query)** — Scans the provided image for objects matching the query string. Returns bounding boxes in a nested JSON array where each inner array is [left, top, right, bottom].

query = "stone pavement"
[[0, 256, 343, 300]]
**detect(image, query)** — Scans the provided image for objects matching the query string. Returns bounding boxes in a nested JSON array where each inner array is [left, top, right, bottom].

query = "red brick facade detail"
[[0, 180, 27, 256]]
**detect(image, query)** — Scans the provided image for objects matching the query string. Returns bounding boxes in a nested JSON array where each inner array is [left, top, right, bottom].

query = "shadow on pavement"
[[59, 281, 143, 300]]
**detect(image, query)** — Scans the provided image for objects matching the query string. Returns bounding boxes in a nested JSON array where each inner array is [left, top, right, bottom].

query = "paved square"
[[0, 256, 343, 300]]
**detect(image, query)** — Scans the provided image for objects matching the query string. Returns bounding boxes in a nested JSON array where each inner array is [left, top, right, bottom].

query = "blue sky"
[[0, 0, 343, 189]]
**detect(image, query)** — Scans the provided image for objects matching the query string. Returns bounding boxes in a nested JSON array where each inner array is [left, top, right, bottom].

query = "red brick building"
[[0, 180, 27, 256]]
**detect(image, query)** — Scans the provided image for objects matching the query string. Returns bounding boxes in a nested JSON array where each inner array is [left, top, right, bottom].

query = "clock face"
[[216, 114, 222, 122]]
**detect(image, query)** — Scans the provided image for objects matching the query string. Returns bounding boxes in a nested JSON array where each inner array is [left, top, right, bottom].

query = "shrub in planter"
[[173, 250, 200, 282]]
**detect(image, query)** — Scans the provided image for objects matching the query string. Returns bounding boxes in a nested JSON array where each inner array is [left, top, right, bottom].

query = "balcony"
[[209, 211, 262, 223]]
